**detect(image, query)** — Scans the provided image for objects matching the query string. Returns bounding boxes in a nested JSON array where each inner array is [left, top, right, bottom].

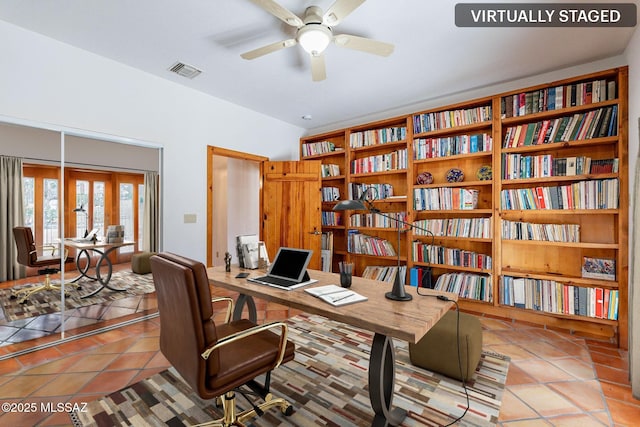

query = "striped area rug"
[[72, 313, 509, 427], [0, 271, 154, 322]]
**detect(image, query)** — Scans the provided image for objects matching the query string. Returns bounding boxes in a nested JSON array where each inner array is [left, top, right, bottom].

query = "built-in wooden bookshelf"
[[300, 67, 628, 347]]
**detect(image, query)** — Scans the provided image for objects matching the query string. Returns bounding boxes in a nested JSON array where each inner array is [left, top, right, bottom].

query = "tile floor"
[[0, 272, 638, 426], [0, 265, 155, 347]]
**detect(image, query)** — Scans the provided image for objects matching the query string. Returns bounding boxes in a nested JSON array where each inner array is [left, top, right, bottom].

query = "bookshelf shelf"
[[501, 99, 619, 126], [501, 268, 619, 287], [502, 136, 618, 153], [301, 66, 628, 347], [501, 240, 618, 249], [413, 151, 492, 163], [416, 180, 492, 189], [500, 173, 618, 185], [413, 121, 492, 138]]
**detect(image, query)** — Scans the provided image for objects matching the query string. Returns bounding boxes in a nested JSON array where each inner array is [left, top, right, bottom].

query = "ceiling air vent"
[[168, 62, 202, 79]]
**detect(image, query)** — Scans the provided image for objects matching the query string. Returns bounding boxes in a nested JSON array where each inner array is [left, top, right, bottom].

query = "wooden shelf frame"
[[301, 66, 628, 347]]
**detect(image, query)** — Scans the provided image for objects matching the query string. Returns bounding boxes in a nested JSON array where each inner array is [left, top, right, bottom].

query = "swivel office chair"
[[12, 226, 77, 304], [150, 252, 295, 426]]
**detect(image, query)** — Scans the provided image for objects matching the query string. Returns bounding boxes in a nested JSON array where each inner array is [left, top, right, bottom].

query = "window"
[[22, 166, 60, 247], [23, 164, 145, 256]]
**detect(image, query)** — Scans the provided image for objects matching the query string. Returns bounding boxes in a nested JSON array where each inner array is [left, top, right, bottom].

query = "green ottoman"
[[409, 311, 482, 381], [131, 252, 156, 274]]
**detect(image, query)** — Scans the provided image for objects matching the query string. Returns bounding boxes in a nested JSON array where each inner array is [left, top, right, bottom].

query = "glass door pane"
[[119, 183, 134, 253], [43, 178, 59, 245]]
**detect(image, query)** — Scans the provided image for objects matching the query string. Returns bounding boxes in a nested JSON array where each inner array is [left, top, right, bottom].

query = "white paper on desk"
[[305, 284, 367, 306]]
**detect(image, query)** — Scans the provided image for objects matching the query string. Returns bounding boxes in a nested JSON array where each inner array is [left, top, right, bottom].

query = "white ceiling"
[[0, 0, 636, 131]]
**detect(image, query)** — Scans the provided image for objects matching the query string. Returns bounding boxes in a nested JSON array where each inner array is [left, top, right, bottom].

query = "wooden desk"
[[63, 239, 135, 298], [207, 266, 456, 426]]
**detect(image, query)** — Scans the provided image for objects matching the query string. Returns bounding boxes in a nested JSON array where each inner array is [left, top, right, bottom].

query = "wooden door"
[[262, 161, 322, 269]]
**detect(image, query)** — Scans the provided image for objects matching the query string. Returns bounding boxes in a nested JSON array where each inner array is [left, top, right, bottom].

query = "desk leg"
[[232, 294, 257, 323], [369, 333, 406, 427], [80, 247, 123, 298], [70, 249, 95, 283]]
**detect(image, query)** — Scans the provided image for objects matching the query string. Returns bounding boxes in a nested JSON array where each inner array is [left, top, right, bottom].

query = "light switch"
[[184, 213, 197, 223]]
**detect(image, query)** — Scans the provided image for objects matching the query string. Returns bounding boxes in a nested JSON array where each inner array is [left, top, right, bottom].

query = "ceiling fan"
[[241, 0, 394, 81]]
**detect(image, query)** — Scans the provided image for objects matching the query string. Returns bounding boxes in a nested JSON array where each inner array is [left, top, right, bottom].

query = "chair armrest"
[[31, 245, 69, 258], [201, 321, 290, 370], [211, 297, 234, 323]]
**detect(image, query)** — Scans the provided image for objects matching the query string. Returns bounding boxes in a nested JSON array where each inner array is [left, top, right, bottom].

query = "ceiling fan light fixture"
[[297, 24, 332, 55]]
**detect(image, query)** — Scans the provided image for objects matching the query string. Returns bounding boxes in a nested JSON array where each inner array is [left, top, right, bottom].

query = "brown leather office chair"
[[150, 252, 295, 426], [12, 226, 76, 304]]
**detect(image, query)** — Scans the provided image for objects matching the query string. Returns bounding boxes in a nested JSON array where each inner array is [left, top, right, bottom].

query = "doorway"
[[207, 146, 268, 267]]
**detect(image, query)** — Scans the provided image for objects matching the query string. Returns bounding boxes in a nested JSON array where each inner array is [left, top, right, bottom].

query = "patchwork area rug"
[[72, 313, 509, 427], [0, 270, 155, 322]]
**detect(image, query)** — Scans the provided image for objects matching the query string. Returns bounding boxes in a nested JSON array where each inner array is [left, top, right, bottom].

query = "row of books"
[[321, 163, 341, 177], [347, 230, 396, 257], [362, 265, 407, 285], [413, 105, 492, 134], [502, 106, 618, 148], [501, 78, 617, 118], [349, 126, 407, 148], [501, 155, 618, 180], [411, 242, 492, 270], [301, 140, 341, 157], [433, 272, 493, 302], [501, 219, 580, 242], [350, 148, 408, 174], [409, 266, 433, 288], [413, 133, 492, 160], [500, 178, 619, 210], [412, 217, 492, 239], [349, 211, 408, 228], [500, 276, 618, 320], [413, 188, 479, 211], [321, 211, 342, 226], [348, 183, 394, 200], [321, 186, 340, 202]]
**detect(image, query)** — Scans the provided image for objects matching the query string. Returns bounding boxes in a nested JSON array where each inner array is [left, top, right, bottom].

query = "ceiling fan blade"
[[333, 34, 394, 57], [248, 0, 303, 27], [323, 0, 366, 25], [310, 54, 326, 81], [240, 38, 297, 60]]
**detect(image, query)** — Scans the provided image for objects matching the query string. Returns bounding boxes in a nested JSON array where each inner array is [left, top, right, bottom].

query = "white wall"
[[0, 20, 304, 261], [624, 24, 640, 398]]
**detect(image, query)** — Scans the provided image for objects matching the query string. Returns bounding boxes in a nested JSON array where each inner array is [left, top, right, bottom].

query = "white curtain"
[[0, 155, 25, 281], [143, 171, 159, 252]]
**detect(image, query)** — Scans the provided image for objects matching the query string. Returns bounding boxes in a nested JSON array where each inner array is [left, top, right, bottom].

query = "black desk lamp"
[[73, 204, 89, 238], [333, 188, 434, 302]]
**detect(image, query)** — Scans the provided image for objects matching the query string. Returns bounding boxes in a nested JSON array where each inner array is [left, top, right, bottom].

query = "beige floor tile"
[[509, 384, 581, 417], [512, 359, 575, 383], [549, 357, 597, 380], [546, 413, 610, 426], [498, 389, 539, 421], [30, 371, 96, 397], [546, 380, 607, 412], [500, 420, 554, 426], [488, 343, 537, 361], [526, 341, 578, 359]]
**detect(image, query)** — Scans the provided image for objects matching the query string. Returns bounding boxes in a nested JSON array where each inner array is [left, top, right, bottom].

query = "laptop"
[[248, 247, 317, 290], [70, 228, 99, 242]]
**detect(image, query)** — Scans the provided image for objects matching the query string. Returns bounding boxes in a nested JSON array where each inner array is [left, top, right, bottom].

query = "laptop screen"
[[268, 247, 312, 282]]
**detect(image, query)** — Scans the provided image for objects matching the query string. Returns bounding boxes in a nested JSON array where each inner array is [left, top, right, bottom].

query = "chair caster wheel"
[[20, 299, 29, 304], [282, 404, 293, 416], [10, 294, 17, 300]]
